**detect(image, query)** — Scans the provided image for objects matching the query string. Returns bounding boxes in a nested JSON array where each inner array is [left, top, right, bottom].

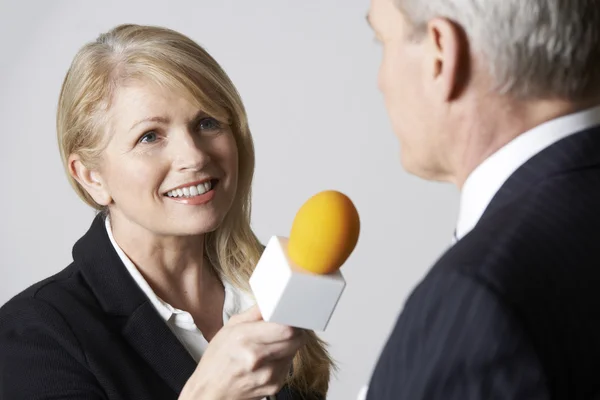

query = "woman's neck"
[[108, 212, 223, 321]]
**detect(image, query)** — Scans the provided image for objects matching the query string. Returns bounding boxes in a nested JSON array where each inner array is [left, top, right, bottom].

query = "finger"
[[248, 357, 294, 399], [266, 356, 293, 386], [228, 304, 263, 324], [238, 321, 304, 345], [253, 332, 307, 361]]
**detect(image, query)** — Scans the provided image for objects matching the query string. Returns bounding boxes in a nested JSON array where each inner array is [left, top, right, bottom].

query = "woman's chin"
[[167, 214, 224, 237]]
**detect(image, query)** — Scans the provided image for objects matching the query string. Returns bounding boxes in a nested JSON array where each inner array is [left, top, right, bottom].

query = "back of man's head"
[[395, 0, 600, 102]]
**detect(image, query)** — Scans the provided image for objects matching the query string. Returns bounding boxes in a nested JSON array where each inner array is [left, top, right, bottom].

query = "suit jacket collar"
[[73, 214, 197, 394], [73, 213, 145, 316], [480, 124, 600, 225]]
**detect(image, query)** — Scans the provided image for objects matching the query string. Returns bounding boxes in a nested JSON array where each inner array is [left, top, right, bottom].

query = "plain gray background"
[[0, 0, 458, 398]]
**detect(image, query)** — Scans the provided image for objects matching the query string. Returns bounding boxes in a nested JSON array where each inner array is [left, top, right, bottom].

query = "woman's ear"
[[68, 154, 112, 206]]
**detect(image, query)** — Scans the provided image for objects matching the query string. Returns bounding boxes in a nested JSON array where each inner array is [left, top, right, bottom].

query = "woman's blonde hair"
[[56, 24, 334, 396]]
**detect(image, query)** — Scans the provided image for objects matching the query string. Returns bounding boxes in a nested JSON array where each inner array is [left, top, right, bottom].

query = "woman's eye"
[[139, 131, 158, 143], [198, 117, 221, 131]]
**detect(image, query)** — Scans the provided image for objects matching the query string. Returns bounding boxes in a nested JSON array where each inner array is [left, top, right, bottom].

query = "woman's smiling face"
[[83, 79, 239, 237]]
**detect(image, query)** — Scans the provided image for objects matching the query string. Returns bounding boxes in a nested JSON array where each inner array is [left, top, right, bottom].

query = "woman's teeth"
[[166, 181, 212, 198]]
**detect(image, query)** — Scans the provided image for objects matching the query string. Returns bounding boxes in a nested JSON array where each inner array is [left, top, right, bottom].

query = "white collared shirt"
[[105, 218, 273, 399]]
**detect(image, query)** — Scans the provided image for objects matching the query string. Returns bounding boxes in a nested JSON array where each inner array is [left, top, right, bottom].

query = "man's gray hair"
[[395, 0, 600, 101]]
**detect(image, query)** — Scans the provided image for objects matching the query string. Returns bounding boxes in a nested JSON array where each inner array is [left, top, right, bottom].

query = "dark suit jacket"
[[367, 125, 600, 399], [0, 215, 321, 400]]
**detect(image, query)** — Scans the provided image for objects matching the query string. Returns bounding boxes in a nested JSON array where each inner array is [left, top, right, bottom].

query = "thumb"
[[229, 304, 264, 325]]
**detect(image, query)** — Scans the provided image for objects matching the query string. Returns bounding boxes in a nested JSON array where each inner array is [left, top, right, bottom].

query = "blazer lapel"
[[122, 302, 197, 394], [74, 214, 196, 395]]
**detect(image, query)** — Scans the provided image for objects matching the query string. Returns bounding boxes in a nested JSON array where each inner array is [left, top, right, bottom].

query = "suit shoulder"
[[433, 169, 600, 302], [0, 262, 87, 321], [0, 269, 83, 346], [0, 280, 90, 380]]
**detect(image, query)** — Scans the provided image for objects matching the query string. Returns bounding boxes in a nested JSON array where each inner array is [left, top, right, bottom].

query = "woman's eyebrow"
[[129, 116, 170, 132]]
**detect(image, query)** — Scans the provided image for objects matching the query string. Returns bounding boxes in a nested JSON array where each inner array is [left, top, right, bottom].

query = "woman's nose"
[[171, 132, 211, 171]]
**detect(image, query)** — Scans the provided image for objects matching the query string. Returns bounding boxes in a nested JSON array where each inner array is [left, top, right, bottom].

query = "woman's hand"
[[179, 305, 307, 400]]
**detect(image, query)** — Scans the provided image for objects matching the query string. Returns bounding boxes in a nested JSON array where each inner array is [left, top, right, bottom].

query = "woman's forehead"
[[110, 81, 198, 117], [102, 76, 232, 137]]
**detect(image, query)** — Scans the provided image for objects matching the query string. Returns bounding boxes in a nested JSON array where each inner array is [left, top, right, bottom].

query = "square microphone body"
[[249, 190, 360, 331]]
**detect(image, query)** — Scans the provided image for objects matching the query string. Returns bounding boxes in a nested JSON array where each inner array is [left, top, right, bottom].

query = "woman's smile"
[[164, 178, 220, 205]]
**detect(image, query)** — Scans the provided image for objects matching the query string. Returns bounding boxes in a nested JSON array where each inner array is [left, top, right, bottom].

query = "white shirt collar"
[[104, 216, 254, 324], [456, 105, 600, 240]]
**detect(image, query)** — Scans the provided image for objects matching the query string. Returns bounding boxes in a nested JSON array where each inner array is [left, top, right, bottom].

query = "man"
[[364, 0, 600, 398]]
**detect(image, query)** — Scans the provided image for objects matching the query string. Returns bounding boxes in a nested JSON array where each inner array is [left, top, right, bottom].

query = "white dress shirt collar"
[[456, 105, 600, 241]]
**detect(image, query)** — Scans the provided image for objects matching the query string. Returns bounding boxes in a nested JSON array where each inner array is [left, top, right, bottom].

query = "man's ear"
[[68, 154, 112, 206], [425, 17, 470, 101]]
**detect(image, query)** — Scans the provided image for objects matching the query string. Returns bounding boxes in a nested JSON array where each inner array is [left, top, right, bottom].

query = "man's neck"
[[453, 97, 600, 189]]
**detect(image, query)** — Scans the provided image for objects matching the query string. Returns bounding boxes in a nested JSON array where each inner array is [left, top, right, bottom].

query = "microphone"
[[249, 190, 360, 331]]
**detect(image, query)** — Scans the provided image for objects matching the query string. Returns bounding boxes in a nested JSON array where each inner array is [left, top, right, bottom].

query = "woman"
[[0, 24, 333, 399]]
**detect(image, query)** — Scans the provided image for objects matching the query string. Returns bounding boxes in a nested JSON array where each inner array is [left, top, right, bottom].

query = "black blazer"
[[366, 125, 600, 399], [0, 214, 320, 400]]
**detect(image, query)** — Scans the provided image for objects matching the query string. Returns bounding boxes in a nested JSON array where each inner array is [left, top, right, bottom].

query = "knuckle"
[[258, 370, 284, 396], [259, 368, 274, 386], [265, 383, 282, 396], [280, 325, 296, 340], [244, 348, 261, 371]]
